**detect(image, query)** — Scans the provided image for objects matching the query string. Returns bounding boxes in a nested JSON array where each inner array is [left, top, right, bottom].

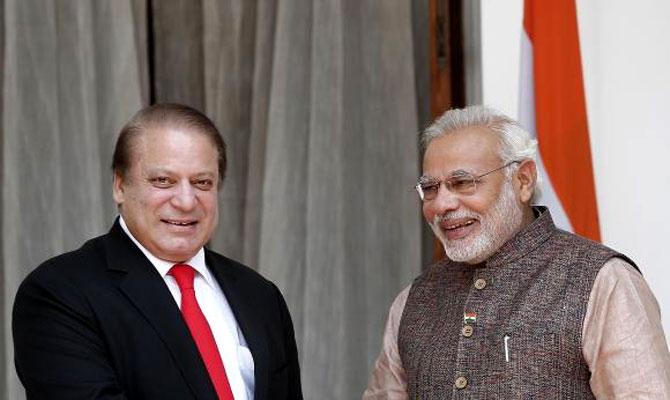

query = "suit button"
[[474, 278, 487, 290], [455, 376, 468, 389], [462, 325, 474, 337]]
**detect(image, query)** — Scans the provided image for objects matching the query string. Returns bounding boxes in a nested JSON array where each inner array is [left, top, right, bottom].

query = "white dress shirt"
[[120, 216, 254, 400]]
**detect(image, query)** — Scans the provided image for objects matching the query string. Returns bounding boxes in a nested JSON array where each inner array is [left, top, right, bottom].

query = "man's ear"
[[112, 172, 125, 205], [515, 159, 537, 203]]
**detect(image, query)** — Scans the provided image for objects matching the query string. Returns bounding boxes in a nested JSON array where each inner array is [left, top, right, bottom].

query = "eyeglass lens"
[[417, 174, 478, 200], [416, 161, 519, 201]]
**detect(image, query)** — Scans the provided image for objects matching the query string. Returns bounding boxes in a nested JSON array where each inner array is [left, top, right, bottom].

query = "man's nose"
[[427, 184, 460, 215], [171, 183, 197, 210]]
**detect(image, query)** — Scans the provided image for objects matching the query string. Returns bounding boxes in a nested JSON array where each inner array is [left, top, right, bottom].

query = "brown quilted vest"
[[398, 207, 635, 399]]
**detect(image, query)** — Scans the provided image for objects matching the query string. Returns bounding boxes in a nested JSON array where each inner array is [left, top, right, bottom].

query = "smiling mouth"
[[436, 217, 479, 241], [162, 219, 197, 227], [443, 219, 476, 231]]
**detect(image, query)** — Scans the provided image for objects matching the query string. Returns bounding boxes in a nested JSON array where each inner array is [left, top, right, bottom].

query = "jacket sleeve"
[[273, 284, 304, 400], [12, 266, 128, 400]]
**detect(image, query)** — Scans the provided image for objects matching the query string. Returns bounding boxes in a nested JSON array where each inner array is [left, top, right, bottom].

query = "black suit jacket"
[[12, 221, 303, 399]]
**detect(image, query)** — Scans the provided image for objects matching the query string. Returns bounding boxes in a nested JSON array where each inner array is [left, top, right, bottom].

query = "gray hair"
[[421, 105, 540, 199]]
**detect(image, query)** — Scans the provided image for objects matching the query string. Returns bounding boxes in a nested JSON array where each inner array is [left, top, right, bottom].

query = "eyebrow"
[[449, 169, 472, 177], [190, 173, 217, 180], [418, 175, 435, 183], [145, 169, 216, 178], [419, 169, 473, 181]]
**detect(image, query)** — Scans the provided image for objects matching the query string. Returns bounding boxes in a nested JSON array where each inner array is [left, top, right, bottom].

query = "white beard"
[[429, 179, 524, 264]]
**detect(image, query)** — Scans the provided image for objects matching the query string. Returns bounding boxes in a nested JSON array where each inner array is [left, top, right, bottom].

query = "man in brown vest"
[[364, 106, 670, 399]]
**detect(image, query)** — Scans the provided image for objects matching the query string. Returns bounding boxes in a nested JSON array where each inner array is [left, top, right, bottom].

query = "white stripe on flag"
[[518, 28, 574, 232]]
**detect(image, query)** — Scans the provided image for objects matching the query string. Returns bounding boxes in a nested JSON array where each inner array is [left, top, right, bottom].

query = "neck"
[[519, 204, 536, 231]]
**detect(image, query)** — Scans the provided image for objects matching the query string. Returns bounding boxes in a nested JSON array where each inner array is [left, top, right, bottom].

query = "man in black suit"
[[13, 103, 303, 399]]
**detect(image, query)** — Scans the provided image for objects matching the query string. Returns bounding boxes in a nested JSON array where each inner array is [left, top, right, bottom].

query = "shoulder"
[[552, 229, 617, 257], [585, 257, 649, 330], [19, 233, 108, 291], [548, 229, 638, 273], [204, 250, 297, 335], [13, 233, 114, 326], [391, 285, 411, 324], [591, 258, 645, 298]]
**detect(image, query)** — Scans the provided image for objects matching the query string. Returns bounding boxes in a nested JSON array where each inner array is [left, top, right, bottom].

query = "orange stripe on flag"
[[524, 0, 601, 242]]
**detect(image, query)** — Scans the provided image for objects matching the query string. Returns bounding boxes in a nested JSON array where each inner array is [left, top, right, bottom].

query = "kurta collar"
[[484, 206, 556, 268]]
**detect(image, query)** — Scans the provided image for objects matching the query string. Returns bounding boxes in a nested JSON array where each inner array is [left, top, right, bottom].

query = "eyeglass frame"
[[414, 160, 521, 201]]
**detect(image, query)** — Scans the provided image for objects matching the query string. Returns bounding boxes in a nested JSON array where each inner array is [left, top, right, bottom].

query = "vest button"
[[474, 278, 487, 290], [455, 376, 468, 389], [462, 325, 474, 337]]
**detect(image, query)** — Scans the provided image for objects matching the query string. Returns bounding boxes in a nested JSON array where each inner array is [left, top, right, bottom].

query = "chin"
[[442, 237, 493, 264], [445, 251, 487, 264], [155, 245, 199, 263], [169, 254, 197, 264]]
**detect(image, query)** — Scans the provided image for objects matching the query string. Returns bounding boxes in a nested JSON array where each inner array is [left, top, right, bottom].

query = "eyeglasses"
[[415, 161, 520, 201]]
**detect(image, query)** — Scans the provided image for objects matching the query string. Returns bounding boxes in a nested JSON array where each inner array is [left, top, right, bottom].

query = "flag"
[[519, 0, 601, 241]]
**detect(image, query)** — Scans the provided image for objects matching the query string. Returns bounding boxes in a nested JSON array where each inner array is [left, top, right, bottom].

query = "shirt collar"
[[118, 216, 216, 287]]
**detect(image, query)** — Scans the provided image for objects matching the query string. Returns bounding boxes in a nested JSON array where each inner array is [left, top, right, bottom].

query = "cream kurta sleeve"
[[583, 258, 670, 398], [362, 285, 410, 400]]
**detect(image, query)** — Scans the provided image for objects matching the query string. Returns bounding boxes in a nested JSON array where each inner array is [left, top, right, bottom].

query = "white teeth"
[[445, 220, 475, 230], [165, 220, 194, 226]]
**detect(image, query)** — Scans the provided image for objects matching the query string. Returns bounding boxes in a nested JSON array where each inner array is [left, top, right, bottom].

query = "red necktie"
[[169, 264, 234, 400]]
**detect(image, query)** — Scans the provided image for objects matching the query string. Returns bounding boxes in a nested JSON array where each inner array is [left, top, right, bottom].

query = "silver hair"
[[420, 105, 540, 199]]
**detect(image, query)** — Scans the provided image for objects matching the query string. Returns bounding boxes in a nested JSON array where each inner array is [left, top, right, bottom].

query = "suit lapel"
[[206, 252, 270, 400], [103, 221, 217, 399]]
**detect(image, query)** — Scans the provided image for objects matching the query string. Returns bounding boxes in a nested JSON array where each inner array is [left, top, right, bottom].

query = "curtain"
[[1, 1, 423, 399], [253, 2, 421, 397], [1, 1, 147, 398]]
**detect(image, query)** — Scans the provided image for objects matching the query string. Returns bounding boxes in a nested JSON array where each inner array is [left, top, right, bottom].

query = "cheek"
[[461, 184, 499, 212], [200, 195, 219, 217], [422, 203, 435, 221], [145, 191, 175, 209], [477, 193, 500, 212], [456, 198, 482, 215]]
